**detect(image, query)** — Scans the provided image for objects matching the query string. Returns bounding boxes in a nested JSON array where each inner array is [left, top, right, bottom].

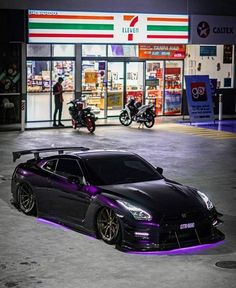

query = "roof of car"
[[71, 149, 134, 159]]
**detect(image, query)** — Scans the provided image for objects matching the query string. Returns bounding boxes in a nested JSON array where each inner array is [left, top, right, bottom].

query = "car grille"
[[158, 209, 212, 249]]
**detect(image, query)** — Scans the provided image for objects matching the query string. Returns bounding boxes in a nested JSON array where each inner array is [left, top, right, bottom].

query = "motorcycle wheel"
[[85, 117, 96, 133], [119, 111, 132, 126], [72, 119, 77, 129], [144, 114, 155, 128]]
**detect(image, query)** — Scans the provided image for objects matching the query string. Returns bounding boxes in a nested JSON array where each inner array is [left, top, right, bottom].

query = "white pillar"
[[219, 94, 223, 121]]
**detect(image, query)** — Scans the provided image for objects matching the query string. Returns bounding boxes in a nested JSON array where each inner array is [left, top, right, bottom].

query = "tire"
[[85, 117, 96, 133], [18, 183, 36, 215], [97, 207, 121, 245], [144, 114, 155, 128], [119, 111, 132, 126], [72, 119, 77, 129]]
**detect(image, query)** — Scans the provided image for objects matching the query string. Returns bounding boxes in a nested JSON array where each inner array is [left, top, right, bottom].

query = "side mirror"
[[67, 176, 84, 185], [156, 167, 163, 175]]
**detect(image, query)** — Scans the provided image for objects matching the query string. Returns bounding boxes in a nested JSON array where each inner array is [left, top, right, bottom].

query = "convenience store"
[[26, 10, 189, 122], [0, 9, 235, 126]]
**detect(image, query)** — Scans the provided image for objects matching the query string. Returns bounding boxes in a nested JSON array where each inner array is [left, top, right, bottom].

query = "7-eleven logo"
[[122, 15, 139, 41]]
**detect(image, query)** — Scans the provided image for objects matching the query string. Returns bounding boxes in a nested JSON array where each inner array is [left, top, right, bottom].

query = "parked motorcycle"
[[119, 98, 156, 128], [67, 99, 97, 133]]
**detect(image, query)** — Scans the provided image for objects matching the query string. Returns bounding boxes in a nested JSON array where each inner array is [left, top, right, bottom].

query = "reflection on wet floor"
[[181, 120, 236, 133]]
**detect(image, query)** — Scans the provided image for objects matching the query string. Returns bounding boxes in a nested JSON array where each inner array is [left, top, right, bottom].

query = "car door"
[[36, 158, 59, 216], [50, 157, 91, 225]]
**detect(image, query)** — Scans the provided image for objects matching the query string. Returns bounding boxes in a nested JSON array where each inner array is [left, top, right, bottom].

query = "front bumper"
[[118, 214, 225, 252]]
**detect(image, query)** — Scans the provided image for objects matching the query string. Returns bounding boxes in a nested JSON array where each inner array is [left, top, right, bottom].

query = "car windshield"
[[82, 154, 162, 185]]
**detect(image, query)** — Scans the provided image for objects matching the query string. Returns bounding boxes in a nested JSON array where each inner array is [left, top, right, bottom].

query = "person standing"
[[53, 77, 64, 127]]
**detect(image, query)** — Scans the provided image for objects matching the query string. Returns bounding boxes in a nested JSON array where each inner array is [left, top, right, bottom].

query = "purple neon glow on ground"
[[179, 120, 236, 133], [37, 218, 69, 231], [128, 240, 225, 255]]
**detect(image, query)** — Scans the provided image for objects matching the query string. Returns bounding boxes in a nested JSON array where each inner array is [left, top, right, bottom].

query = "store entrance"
[[82, 60, 144, 118]]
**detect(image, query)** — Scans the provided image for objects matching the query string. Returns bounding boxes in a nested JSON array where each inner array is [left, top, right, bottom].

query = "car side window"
[[43, 160, 57, 173], [55, 159, 83, 178]]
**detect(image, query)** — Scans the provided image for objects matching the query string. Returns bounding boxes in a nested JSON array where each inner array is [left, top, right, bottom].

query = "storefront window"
[[27, 57, 75, 122], [108, 45, 138, 57], [126, 62, 144, 104], [145, 61, 164, 115], [107, 62, 124, 116], [52, 45, 75, 57], [52, 61, 75, 120], [27, 60, 51, 121], [82, 60, 105, 117], [82, 45, 106, 57], [164, 61, 183, 115], [0, 43, 21, 124], [27, 44, 51, 57]]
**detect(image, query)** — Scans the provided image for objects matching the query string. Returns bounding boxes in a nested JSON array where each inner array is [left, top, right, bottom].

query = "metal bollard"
[[219, 94, 223, 121], [21, 99, 26, 131]]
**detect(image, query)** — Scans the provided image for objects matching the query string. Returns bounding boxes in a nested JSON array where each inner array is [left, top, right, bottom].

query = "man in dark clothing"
[[53, 77, 64, 127]]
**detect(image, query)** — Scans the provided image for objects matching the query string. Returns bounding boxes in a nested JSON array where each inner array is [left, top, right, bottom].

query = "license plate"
[[180, 222, 195, 230]]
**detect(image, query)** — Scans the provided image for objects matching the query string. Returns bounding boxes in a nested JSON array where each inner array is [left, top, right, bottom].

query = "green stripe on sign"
[[29, 22, 114, 31], [147, 25, 188, 32]]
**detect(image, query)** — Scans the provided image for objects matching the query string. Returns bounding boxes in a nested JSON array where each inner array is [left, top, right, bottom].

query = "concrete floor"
[[0, 122, 236, 288]]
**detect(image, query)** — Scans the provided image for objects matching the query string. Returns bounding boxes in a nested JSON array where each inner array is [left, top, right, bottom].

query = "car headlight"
[[197, 191, 214, 210], [117, 200, 152, 221]]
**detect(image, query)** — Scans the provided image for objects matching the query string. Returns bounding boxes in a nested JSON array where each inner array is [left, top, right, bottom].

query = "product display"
[[164, 65, 183, 115]]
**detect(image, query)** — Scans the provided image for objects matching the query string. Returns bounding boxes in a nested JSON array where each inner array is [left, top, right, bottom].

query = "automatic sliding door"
[[52, 61, 75, 120], [82, 60, 106, 118], [126, 62, 144, 104], [107, 62, 124, 117]]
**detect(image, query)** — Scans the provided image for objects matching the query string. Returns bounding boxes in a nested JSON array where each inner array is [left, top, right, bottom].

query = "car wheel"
[[97, 207, 121, 245], [18, 183, 36, 215], [119, 111, 132, 126]]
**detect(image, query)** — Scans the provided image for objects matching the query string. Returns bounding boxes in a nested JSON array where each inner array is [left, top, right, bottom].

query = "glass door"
[[52, 60, 75, 121], [164, 61, 183, 115], [145, 61, 164, 115], [107, 62, 124, 117], [27, 60, 51, 121], [125, 62, 144, 105], [82, 60, 106, 118]]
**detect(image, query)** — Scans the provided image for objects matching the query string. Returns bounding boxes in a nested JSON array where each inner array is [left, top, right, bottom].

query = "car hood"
[[99, 179, 204, 214]]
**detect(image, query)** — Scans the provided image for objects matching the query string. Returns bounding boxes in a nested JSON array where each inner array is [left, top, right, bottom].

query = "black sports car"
[[11, 147, 224, 251]]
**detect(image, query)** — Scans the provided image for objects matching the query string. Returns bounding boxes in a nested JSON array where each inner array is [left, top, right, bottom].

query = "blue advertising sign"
[[185, 75, 214, 123]]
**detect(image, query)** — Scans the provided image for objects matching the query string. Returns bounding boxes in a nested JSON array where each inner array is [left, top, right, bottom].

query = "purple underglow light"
[[128, 240, 225, 255], [37, 218, 69, 231]]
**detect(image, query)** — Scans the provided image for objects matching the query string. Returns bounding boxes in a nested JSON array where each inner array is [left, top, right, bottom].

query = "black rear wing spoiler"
[[13, 147, 89, 162]]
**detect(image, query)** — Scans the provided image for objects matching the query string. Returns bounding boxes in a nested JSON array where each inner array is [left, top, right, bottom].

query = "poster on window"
[[185, 75, 214, 123], [0, 44, 21, 93]]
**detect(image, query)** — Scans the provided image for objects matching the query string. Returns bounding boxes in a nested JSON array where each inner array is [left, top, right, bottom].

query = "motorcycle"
[[67, 99, 97, 133], [119, 98, 156, 128]]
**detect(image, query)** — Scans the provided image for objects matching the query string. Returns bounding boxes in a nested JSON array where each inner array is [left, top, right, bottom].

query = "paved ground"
[[0, 122, 236, 288]]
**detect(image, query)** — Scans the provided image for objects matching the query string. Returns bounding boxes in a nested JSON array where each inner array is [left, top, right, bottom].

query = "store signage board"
[[190, 15, 236, 44], [185, 75, 214, 123], [28, 10, 189, 44], [139, 44, 186, 59]]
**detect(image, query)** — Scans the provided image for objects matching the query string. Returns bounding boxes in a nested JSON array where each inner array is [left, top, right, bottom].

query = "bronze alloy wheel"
[[18, 183, 36, 215], [97, 207, 120, 245]]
